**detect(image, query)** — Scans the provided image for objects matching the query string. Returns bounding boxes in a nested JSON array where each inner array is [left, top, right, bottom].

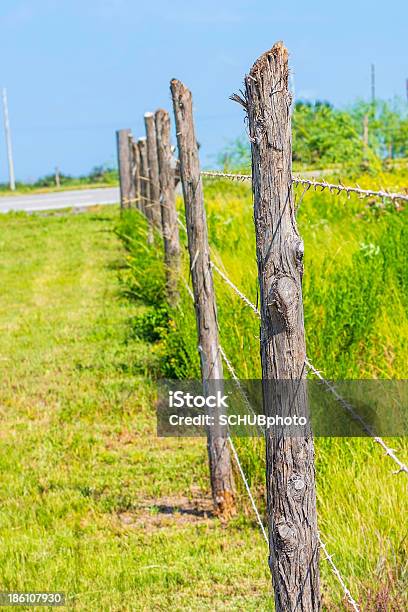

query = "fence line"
[[305, 358, 408, 475], [319, 538, 360, 612], [201, 170, 251, 182], [184, 283, 359, 609], [211, 263, 261, 316], [227, 436, 269, 544], [292, 176, 408, 203], [219, 344, 264, 437], [212, 260, 408, 475], [179, 204, 407, 475], [224, 347, 360, 609], [201, 169, 408, 203], [171, 77, 236, 519], [117, 42, 406, 607]]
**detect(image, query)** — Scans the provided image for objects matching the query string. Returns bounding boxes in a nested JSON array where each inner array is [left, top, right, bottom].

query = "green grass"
[[1, 183, 406, 610], [0, 206, 273, 611], [119, 174, 408, 609]]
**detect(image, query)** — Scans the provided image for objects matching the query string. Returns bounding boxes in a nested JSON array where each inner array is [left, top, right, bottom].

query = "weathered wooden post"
[[116, 129, 132, 209], [138, 137, 153, 243], [130, 138, 141, 211], [171, 79, 235, 519], [155, 109, 180, 302], [244, 43, 320, 610], [144, 112, 162, 231], [128, 136, 138, 210]]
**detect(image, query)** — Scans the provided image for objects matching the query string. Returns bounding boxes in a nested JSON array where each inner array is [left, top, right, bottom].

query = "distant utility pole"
[[2, 88, 16, 191], [371, 64, 376, 105], [406, 78, 408, 105], [55, 166, 61, 188]]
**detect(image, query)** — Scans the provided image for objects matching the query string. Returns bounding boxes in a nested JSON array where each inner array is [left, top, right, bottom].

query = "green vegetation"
[[118, 172, 408, 608], [0, 122, 407, 608], [218, 98, 408, 172], [0, 165, 118, 196], [0, 206, 273, 610]]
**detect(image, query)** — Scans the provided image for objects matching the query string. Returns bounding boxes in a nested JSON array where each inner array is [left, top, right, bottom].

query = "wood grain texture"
[[138, 137, 153, 243], [170, 78, 235, 518], [131, 139, 141, 211], [116, 129, 132, 209], [245, 42, 321, 610], [144, 113, 162, 230], [155, 109, 180, 302]]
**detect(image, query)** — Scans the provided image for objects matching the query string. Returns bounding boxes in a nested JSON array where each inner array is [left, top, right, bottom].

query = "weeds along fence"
[[116, 42, 408, 611]]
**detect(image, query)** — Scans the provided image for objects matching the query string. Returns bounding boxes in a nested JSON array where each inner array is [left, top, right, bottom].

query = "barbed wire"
[[177, 215, 187, 233], [210, 262, 408, 475], [220, 341, 359, 609], [181, 265, 360, 607], [211, 263, 260, 316], [305, 358, 408, 475], [292, 176, 408, 203], [219, 344, 264, 437], [318, 536, 360, 611], [123, 194, 159, 208], [200, 170, 408, 203], [182, 277, 194, 302], [182, 277, 267, 537], [227, 436, 269, 544], [201, 170, 252, 182], [177, 192, 401, 604]]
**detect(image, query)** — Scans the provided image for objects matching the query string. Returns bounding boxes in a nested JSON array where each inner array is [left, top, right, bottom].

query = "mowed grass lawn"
[[0, 207, 271, 611]]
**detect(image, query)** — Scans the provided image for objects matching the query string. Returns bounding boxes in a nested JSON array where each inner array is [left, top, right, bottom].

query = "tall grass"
[[118, 176, 408, 607]]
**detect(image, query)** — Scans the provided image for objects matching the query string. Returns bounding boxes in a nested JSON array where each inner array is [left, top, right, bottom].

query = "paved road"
[[0, 187, 120, 213]]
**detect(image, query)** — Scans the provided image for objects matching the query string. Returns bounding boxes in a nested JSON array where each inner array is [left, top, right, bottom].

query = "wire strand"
[[200, 170, 408, 203], [305, 358, 408, 475], [319, 536, 360, 611], [220, 343, 359, 609], [210, 262, 407, 475], [211, 263, 260, 316], [227, 436, 269, 544]]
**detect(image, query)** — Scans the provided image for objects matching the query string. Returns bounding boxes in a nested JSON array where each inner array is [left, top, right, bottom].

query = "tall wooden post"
[[244, 43, 320, 610], [116, 129, 132, 209], [131, 138, 141, 211], [144, 112, 162, 230], [155, 109, 180, 302], [127, 134, 137, 208], [138, 137, 153, 243], [170, 79, 235, 519]]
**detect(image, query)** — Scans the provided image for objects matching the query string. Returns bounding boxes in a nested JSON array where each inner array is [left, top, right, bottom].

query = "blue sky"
[[0, 0, 406, 182]]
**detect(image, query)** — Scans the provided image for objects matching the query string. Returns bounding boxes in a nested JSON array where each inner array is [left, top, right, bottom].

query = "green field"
[[0, 178, 406, 610], [119, 174, 408, 609], [0, 207, 271, 610]]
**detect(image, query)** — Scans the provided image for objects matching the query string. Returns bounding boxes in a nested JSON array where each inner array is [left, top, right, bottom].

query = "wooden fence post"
[[130, 138, 141, 211], [244, 42, 320, 610], [144, 112, 162, 231], [155, 109, 180, 302], [138, 137, 153, 243], [170, 79, 235, 519], [116, 129, 132, 209]]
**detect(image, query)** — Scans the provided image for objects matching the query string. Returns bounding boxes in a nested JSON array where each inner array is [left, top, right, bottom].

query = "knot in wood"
[[295, 239, 304, 277], [268, 275, 299, 335], [275, 519, 298, 553], [288, 473, 306, 501]]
